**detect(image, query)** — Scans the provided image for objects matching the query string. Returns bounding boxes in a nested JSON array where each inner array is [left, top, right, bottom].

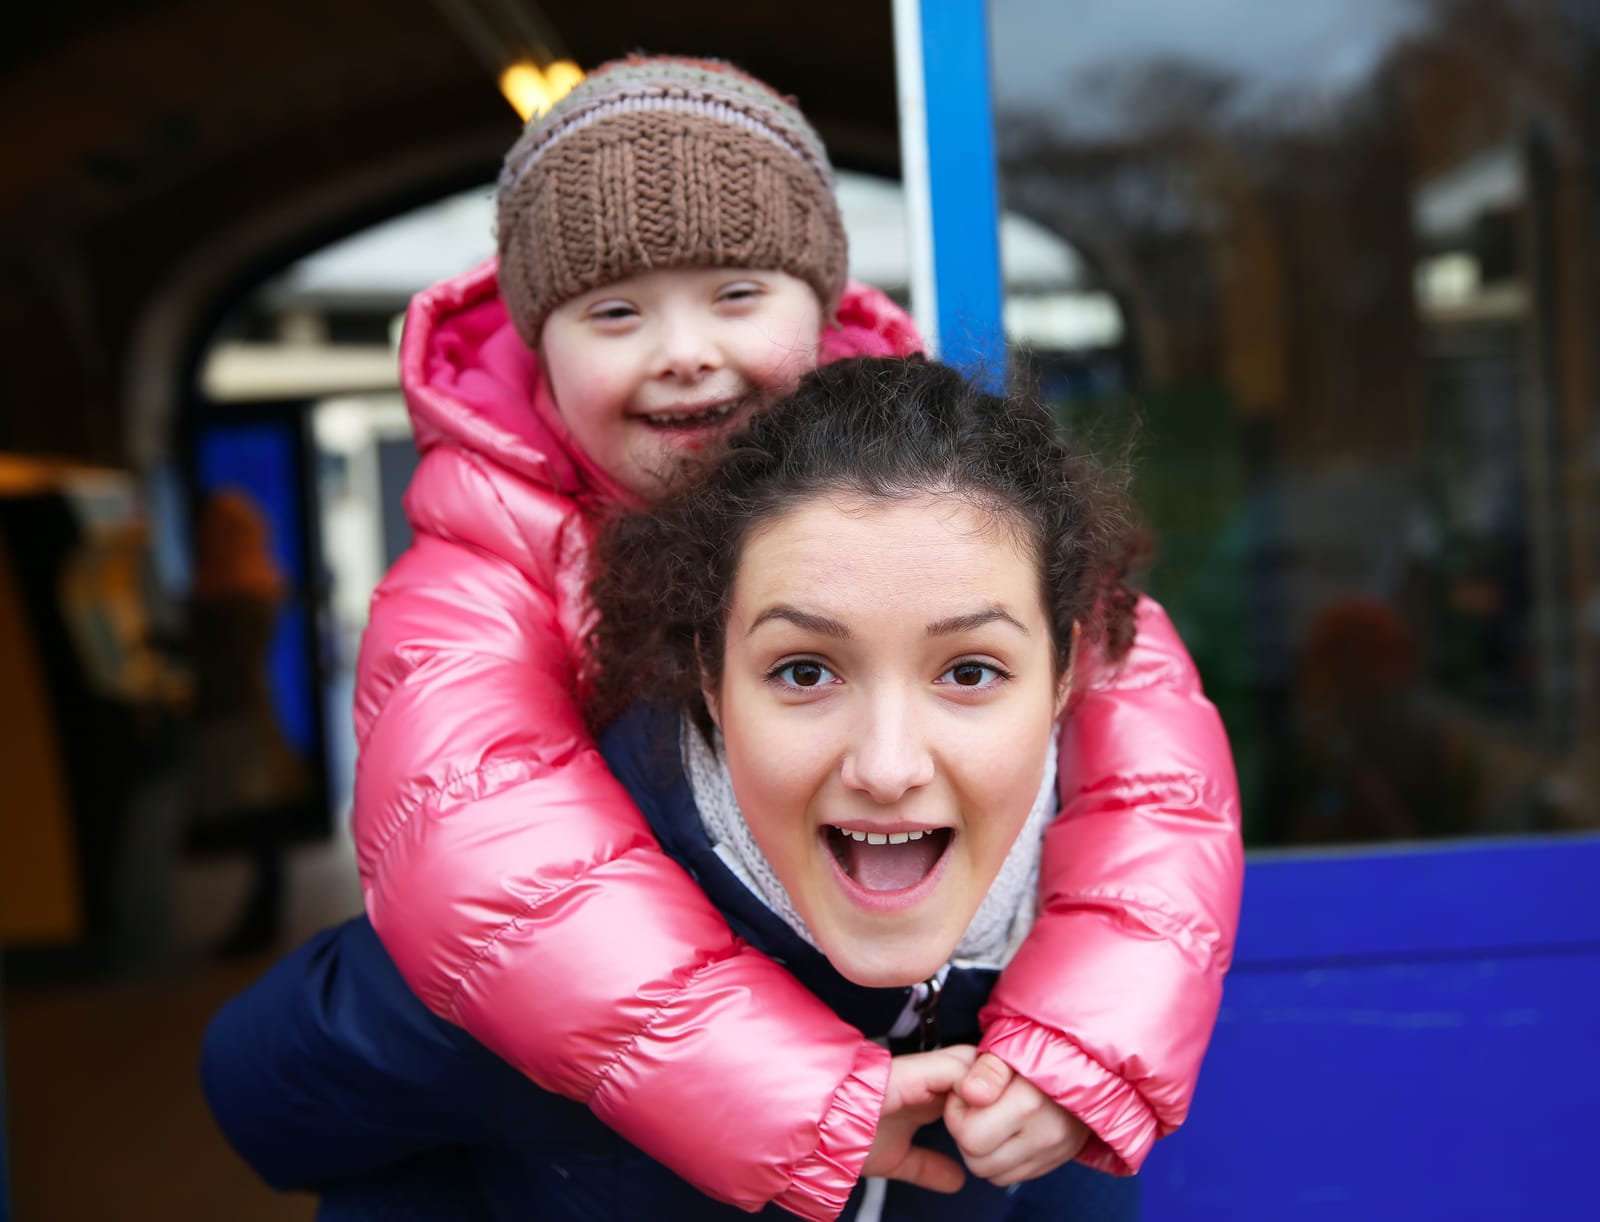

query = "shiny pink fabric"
[[983, 598, 1243, 1174], [355, 258, 1242, 1217]]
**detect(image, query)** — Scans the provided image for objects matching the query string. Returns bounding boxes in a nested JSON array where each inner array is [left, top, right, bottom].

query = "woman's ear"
[[697, 635, 722, 730], [1054, 620, 1081, 717]]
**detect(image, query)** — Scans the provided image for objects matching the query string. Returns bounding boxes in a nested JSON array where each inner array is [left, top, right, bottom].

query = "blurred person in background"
[[185, 487, 311, 955]]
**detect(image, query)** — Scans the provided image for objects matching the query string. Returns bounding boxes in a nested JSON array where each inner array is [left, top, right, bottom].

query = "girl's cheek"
[[763, 353, 819, 396]]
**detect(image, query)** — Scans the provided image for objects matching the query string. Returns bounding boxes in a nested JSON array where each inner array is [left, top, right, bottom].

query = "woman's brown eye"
[[952, 664, 985, 686], [772, 660, 836, 688], [792, 662, 824, 687]]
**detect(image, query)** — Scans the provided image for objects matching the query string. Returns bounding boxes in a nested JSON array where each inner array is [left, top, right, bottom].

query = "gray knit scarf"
[[682, 717, 1056, 971]]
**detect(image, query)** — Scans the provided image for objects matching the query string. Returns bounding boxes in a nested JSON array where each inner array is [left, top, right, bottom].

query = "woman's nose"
[[840, 699, 936, 803]]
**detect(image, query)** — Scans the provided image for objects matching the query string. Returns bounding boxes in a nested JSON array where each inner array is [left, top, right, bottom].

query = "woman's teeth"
[[836, 829, 929, 845], [826, 825, 950, 892]]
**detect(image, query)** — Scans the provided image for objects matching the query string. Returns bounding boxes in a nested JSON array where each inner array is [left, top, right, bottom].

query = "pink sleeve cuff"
[[979, 1015, 1160, 1175], [771, 1041, 891, 1221]]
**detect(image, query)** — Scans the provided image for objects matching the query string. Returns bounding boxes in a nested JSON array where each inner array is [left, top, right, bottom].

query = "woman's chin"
[[817, 933, 955, 989], [798, 847, 978, 987]]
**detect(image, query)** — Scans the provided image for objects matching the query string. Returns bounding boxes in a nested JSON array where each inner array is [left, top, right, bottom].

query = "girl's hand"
[[945, 1052, 1090, 1186], [862, 1045, 978, 1194]]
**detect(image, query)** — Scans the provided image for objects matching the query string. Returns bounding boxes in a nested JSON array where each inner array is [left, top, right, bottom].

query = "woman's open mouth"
[[823, 825, 953, 898]]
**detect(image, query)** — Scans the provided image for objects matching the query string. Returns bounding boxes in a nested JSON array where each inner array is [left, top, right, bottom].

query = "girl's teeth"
[[836, 827, 926, 842], [650, 402, 735, 425], [887, 832, 910, 845]]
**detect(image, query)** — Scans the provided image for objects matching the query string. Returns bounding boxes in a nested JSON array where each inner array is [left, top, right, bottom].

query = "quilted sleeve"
[[351, 452, 887, 1219], [978, 596, 1244, 1175]]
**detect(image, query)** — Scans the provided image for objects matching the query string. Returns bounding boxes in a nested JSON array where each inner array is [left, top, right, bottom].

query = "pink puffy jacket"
[[355, 259, 1242, 1219]]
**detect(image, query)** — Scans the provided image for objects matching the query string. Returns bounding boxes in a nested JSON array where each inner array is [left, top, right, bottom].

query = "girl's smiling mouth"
[[634, 396, 748, 431]]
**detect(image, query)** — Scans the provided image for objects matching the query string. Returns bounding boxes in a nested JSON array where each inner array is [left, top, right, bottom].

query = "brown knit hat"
[[495, 55, 849, 347]]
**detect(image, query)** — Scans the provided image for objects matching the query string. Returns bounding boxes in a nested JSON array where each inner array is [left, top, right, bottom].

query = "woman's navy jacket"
[[201, 704, 1138, 1221]]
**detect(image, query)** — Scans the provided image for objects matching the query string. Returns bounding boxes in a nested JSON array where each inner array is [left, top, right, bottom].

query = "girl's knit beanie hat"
[[495, 55, 849, 346]]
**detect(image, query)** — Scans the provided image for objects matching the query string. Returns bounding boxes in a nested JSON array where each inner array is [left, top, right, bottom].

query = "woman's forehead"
[[728, 493, 1046, 630]]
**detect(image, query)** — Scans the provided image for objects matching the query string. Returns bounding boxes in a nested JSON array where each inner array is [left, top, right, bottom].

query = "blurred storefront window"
[[991, 0, 1600, 844]]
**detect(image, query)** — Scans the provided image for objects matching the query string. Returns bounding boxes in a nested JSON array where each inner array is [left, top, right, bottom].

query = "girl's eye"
[[588, 302, 638, 323], [937, 661, 1010, 689], [718, 282, 762, 304], [769, 659, 837, 689]]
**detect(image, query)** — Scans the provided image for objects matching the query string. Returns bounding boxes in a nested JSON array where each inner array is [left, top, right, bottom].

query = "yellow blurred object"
[[500, 62, 549, 120], [544, 59, 584, 101], [0, 452, 107, 496], [0, 530, 84, 946], [499, 58, 585, 121]]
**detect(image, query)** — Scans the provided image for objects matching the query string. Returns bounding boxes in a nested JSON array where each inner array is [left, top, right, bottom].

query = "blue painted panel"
[[1144, 841, 1600, 1221], [1238, 835, 1600, 963], [1145, 950, 1600, 1220], [194, 421, 317, 758], [920, 0, 1006, 385]]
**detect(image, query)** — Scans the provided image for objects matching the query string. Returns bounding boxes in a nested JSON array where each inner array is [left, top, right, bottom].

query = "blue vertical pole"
[[892, 0, 1006, 387]]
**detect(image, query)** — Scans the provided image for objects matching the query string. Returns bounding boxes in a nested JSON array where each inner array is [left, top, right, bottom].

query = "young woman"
[[203, 356, 1194, 1220]]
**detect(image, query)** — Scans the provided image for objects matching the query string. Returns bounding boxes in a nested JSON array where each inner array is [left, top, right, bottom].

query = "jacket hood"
[[398, 259, 626, 506], [398, 258, 924, 508]]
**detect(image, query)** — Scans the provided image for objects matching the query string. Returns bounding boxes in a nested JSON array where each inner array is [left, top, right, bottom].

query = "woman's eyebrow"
[[925, 608, 1029, 637], [747, 605, 853, 638]]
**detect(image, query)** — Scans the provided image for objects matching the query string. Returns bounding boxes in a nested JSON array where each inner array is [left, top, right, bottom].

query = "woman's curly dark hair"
[[587, 356, 1146, 731]]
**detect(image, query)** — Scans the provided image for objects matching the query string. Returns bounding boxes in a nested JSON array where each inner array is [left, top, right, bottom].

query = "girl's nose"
[[654, 310, 724, 380], [840, 698, 936, 803]]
